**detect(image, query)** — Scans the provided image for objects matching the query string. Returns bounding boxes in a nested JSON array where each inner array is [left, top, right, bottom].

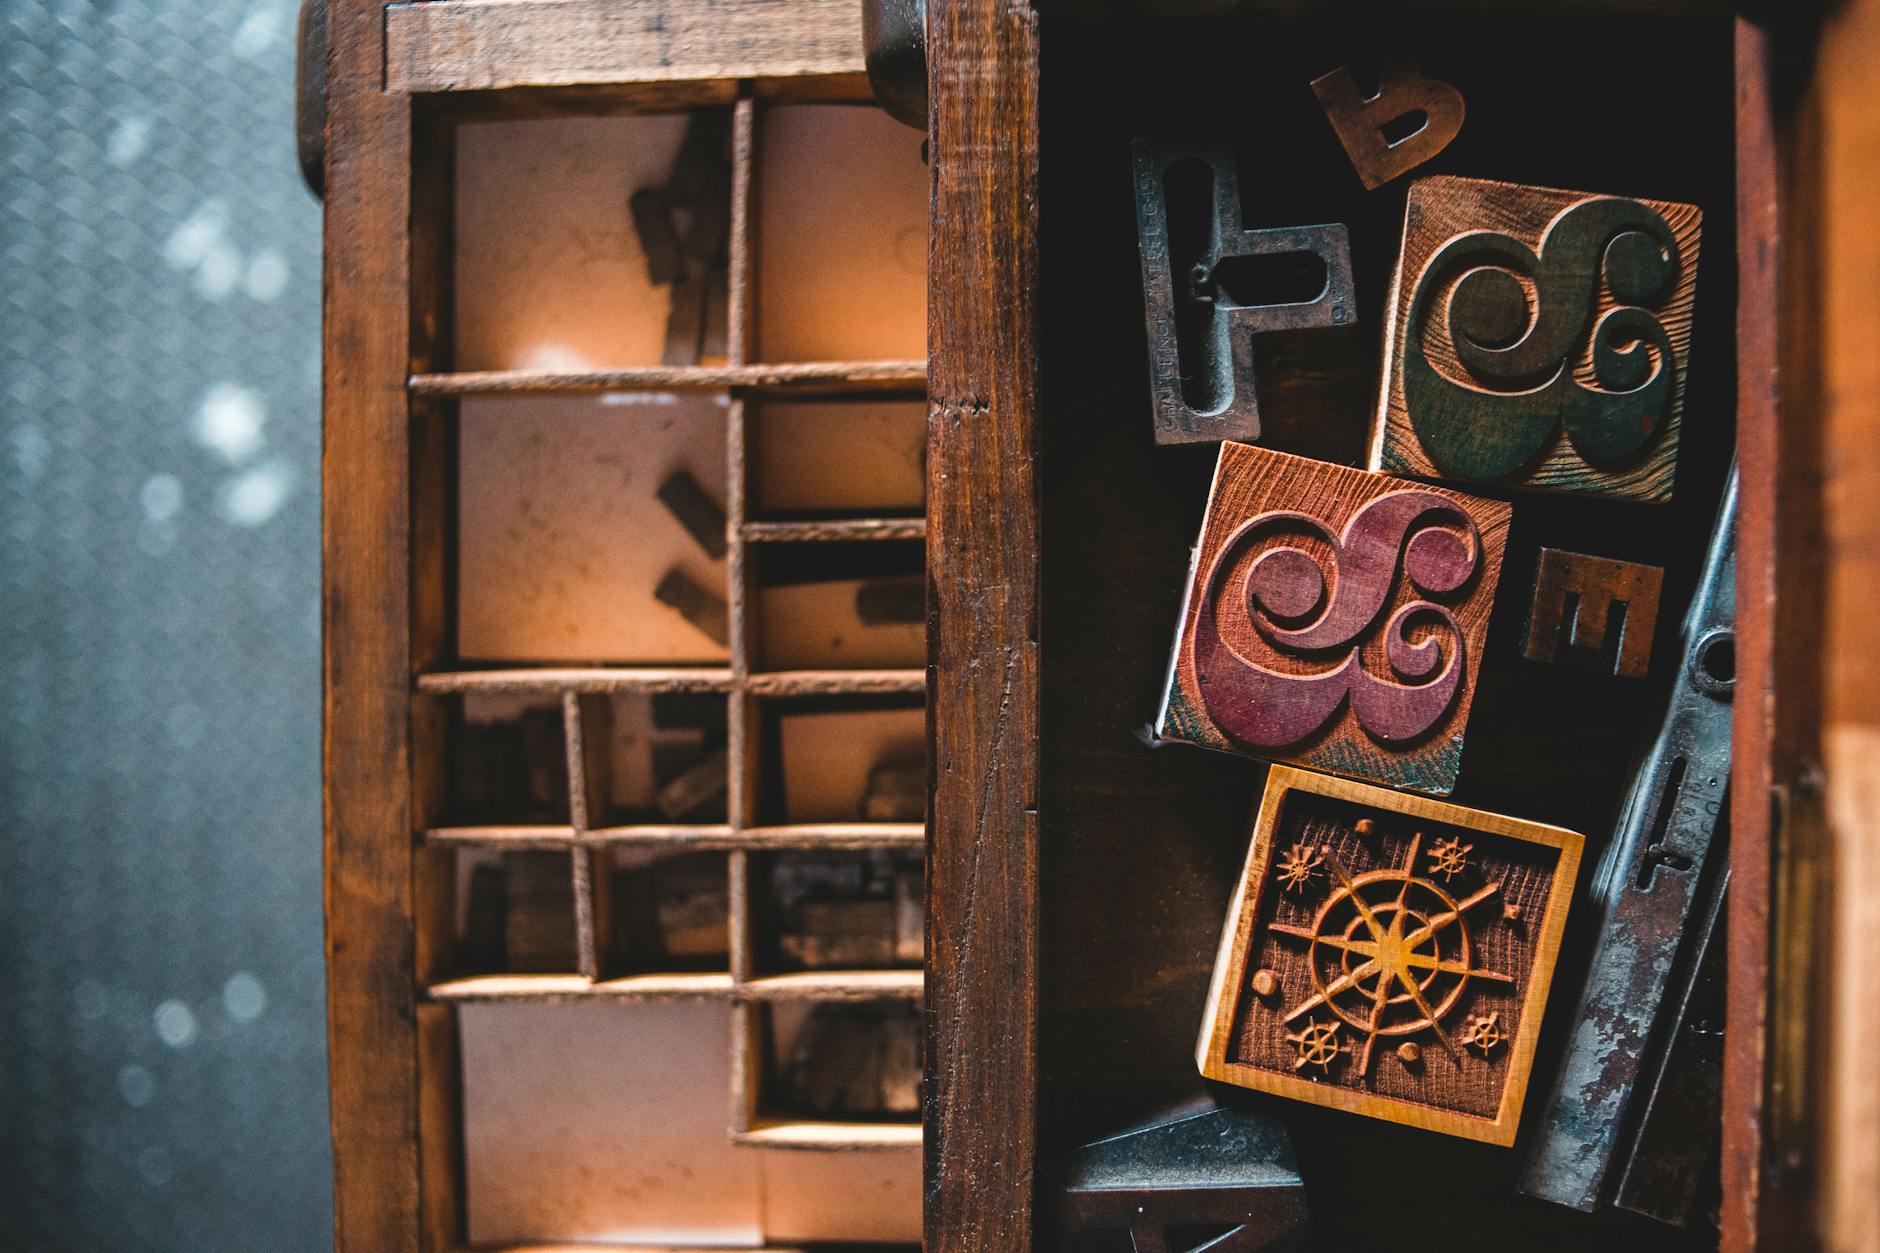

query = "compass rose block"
[[1156, 443, 1511, 795], [1197, 766, 1582, 1146]]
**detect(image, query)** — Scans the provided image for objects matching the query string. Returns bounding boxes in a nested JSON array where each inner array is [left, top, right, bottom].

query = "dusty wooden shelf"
[[416, 667, 735, 695], [738, 970, 923, 1001], [424, 824, 578, 847], [386, 0, 868, 95], [408, 361, 927, 398], [427, 972, 735, 1002], [579, 823, 739, 848], [453, 1243, 867, 1253], [744, 669, 925, 697], [732, 1120, 923, 1150], [426, 823, 923, 851], [741, 517, 927, 543], [737, 822, 925, 849]]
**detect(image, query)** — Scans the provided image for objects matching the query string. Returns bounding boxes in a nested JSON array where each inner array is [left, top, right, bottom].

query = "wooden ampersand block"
[[1157, 443, 1510, 796], [1523, 548, 1665, 678], [1134, 141, 1356, 445], [1372, 177, 1702, 501], [1197, 766, 1583, 1146], [1312, 62, 1465, 190]]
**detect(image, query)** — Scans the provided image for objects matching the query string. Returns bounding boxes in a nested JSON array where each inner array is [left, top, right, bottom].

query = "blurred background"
[[1, 1, 333, 1249]]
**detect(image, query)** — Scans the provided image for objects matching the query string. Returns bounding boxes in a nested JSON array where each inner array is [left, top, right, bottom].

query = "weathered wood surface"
[[386, 0, 868, 93], [1373, 176, 1702, 501], [1724, 18, 1796, 1253], [408, 359, 928, 397], [1198, 767, 1581, 1146], [1522, 548, 1665, 678], [323, 0, 420, 1245], [924, 0, 1042, 1249], [1159, 443, 1510, 796], [1312, 61, 1465, 190]]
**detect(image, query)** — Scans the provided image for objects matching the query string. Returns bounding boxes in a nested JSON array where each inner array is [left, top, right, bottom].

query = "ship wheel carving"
[[1270, 833, 1513, 1076]]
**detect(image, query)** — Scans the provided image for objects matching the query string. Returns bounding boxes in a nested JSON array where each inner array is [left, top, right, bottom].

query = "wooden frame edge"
[[1196, 765, 1583, 1149], [923, 0, 1043, 1250]]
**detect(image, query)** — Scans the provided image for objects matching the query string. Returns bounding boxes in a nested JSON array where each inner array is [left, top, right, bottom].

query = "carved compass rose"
[[1271, 833, 1513, 1076]]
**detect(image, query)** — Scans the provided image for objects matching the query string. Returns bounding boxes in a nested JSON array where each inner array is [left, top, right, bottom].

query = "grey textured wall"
[[2, 1, 333, 1249]]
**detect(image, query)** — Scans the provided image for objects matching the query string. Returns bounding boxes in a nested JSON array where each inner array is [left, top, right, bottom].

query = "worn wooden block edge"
[[1195, 766, 1584, 1147], [1367, 174, 1703, 503], [1153, 443, 1511, 796]]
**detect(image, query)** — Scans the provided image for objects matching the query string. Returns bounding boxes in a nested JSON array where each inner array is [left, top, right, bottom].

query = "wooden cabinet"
[[321, 3, 1859, 1251]]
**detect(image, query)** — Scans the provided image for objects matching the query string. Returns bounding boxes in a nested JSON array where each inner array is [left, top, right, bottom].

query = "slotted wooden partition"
[[324, 2, 942, 1247]]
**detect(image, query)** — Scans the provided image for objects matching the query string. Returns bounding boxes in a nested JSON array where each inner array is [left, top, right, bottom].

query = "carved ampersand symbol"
[[1192, 491, 1479, 749], [1404, 197, 1683, 479]]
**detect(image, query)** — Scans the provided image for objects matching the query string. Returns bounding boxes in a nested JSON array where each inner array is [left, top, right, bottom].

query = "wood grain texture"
[[409, 360, 927, 397], [1197, 767, 1581, 1146], [1726, 18, 1792, 1253], [322, 0, 420, 1245], [1159, 443, 1510, 795], [1372, 176, 1702, 501], [924, 0, 1041, 1249], [1312, 61, 1466, 191], [1522, 548, 1665, 677], [387, 0, 867, 94]]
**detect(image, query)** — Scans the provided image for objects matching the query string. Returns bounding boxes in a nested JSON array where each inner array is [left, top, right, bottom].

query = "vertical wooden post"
[[924, 0, 1043, 1249], [323, 0, 421, 1247], [1730, 14, 1829, 1253]]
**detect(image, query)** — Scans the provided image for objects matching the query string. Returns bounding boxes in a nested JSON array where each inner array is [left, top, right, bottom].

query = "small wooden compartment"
[[749, 999, 924, 1124], [754, 104, 928, 363], [751, 691, 927, 825], [749, 539, 926, 672], [749, 848, 924, 974], [454, 109, 736, 372], [745, 396, 927, 522]]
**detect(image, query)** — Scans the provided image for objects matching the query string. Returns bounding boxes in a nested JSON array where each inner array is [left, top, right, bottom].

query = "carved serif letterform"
[[1311, 61, 1465, 190], [1158, 443, 1509, 795], [1522, 549, 1665, 678], [1133, 141, 1356, 445], [1374, 177, 1702, 501]]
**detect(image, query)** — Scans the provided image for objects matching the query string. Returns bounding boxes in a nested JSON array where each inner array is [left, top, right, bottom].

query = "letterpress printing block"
[[1133, 141, 1356, 445], [1524, 549, 1666, 678], [661, 273, 707, 367], [1312, 61, 1465, 190], [1520, 473, 1735, 1216], [784, 1003, 922, 1119], [628, 186, 687, 287], [501, 851, 577, 973], [654, 747, 728, 821], [893, 866, 922, 963], [1157, 443, 1510, 795], [697, 261, 729, 365], [1197, 767, 1582, 1146], [652, 854, 729, 960], [859, 756, 925, 822], [519, 706, 568, 817], [461, 863, 507, 972], [783, 899, 897, 968], [853, 574, 924, 626], [653, 567, 730, 647], [656, 469, 728, 560], [1373, 177, 1702, 500], [1055, 1096, 1308, 1253]]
